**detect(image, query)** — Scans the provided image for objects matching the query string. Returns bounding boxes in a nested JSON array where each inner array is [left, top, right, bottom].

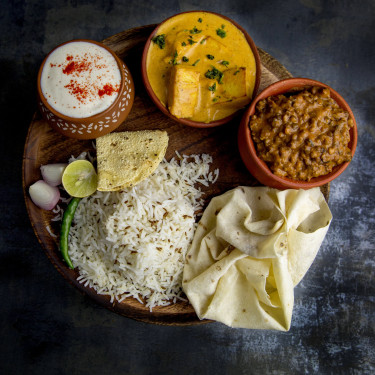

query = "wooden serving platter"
[[23, 25, 329, 325]]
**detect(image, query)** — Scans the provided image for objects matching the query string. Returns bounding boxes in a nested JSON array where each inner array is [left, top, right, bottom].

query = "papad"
[[96, 130, 168, 191]]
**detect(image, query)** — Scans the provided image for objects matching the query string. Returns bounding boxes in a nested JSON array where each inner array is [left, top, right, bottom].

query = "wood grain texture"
[[22, 25, 328, 325]]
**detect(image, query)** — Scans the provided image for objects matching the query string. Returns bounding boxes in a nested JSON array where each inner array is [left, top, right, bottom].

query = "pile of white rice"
[[68, 153, 218, 309]]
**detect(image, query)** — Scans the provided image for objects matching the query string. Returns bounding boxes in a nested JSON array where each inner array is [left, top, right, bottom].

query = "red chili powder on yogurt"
[[40, 41, 121, 118]]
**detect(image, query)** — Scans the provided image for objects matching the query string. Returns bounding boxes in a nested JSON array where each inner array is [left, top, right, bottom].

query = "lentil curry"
[[146, 11, 257, 123], [250, 86, 353, 181]]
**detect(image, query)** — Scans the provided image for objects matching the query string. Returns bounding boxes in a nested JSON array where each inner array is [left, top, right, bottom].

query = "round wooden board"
[[23, 25, 329, 326]]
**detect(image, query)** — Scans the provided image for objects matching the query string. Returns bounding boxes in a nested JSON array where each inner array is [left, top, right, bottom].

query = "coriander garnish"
[[188, 38, 197, 45], [181, 41, 186, 46], [182, 56, 189, 62], [198, 18, 202, 23], [205, 67, 224, 84], [208, 82, 216, 92], [171, 50, 179, 65], [216, 28, 226, 38], [152, 34, 166, 49], [233, 69, 240, 75], [207, 54, 215, 60], [212, 97, 218, 102], [200, 38, 207, 44], [192, 59, 200, 66], [190, 26, 202, 34], [220, 60, 229, 67]]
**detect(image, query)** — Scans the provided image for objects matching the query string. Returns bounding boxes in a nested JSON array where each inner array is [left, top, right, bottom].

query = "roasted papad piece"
[[96, 130, 168, 191]]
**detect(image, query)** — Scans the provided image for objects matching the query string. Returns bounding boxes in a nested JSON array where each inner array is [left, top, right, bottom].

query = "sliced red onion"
[[29, 180, 60, 210], [40, 163, 67, 186]]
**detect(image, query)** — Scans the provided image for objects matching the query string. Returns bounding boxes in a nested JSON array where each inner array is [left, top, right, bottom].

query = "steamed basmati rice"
[[68, 153, 218, 309]]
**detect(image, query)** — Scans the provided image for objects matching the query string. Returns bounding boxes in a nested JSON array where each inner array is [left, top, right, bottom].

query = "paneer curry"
[[146, 12, 257, 123]]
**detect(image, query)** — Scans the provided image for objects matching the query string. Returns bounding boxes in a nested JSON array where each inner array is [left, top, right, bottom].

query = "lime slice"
[[62, 160, 98, 198]]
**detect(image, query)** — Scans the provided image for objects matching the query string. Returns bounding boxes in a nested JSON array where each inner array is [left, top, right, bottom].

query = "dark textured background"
[[1, 1, 374, 374]]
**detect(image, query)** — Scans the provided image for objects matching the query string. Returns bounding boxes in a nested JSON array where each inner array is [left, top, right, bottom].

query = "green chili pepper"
[[60, 197, 81, 269]]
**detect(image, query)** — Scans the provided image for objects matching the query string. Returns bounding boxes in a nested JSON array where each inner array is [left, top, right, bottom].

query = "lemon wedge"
[[62, 160, 98, 198]]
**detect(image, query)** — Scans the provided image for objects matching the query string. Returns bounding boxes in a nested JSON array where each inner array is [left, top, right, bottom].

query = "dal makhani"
[[250, 86, 353, 181]]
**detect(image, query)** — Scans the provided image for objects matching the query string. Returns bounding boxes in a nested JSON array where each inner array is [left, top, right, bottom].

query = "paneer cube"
[[212, 67, 250, 109], [202, 36, 228, 54], [168, 66, 200, 119], [173, 31, 206, 57], [217, 67, 247, 100]]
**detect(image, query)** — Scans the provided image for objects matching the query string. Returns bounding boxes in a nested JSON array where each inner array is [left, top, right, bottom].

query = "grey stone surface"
[[0, 0, 374, 374]]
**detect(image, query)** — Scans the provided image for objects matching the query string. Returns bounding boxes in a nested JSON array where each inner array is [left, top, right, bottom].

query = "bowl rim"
[[141, 10, 262, 128], [239, 77, 358, 189], [37, 38, 129, 123]]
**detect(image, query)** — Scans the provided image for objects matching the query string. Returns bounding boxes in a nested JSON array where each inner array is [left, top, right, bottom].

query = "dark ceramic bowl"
[[37, 39, 134, 140], [238, 78, 357, 189], [141, 11, 261, 128]]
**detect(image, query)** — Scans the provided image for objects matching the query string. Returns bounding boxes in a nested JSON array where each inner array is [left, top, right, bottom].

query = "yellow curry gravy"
[[146, 12, 257, 123]]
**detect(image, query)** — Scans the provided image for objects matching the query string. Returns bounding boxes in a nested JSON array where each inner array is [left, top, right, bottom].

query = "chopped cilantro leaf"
[[192, 59, 200, 66], [190, 26, 202, 34], [198, 18, 202, 23], [207, 54, 215, 60], [220, 60, 229, 67], [182, 56, 189, 62], [200, 38, 207, 44], [188, 38, 197, 45], [208, 82, 216, 92], [170, 50, 179, 65], [205, 67, 224, 84], [181, 41, 186, 46], [212, 97, 218, 102], [234, 69, 240, 75], [216, 28, 226, 38], [152, 34, 166, 49]]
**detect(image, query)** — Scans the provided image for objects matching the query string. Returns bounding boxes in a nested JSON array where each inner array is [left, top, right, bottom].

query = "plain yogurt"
[[40, 41, 121, 118]]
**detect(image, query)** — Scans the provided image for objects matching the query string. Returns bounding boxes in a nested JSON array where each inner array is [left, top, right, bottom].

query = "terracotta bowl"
[[37, 39, 135, 140], [141, 11, 261, 128], [238, 78, 358, 189]]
